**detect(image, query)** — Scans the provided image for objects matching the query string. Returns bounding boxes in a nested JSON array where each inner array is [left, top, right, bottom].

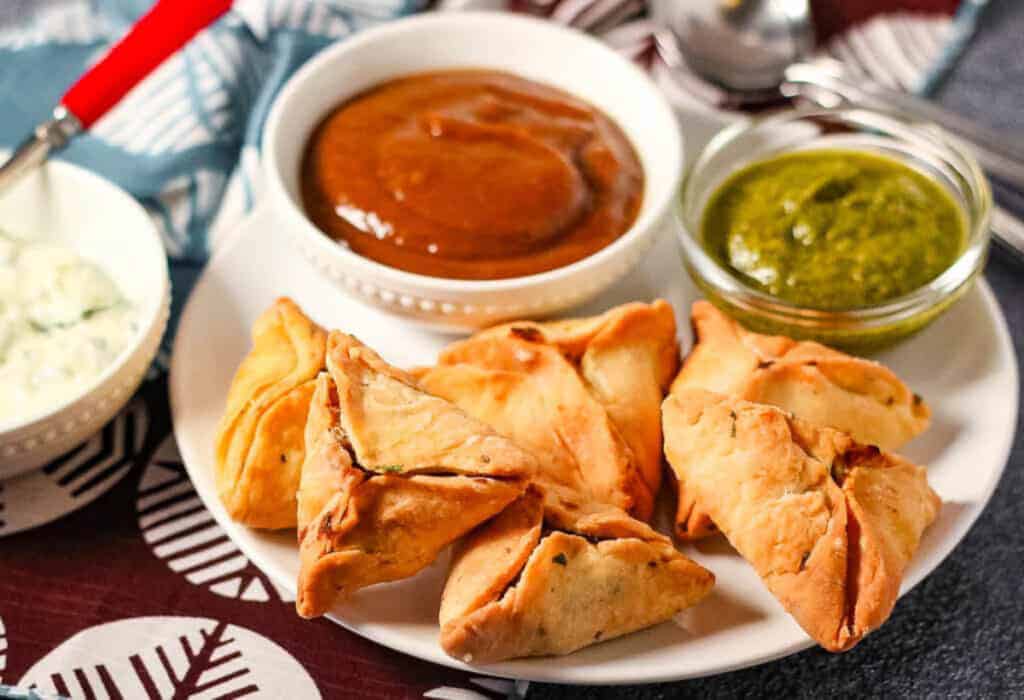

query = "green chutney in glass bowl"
[[676, 108, 992, 353]]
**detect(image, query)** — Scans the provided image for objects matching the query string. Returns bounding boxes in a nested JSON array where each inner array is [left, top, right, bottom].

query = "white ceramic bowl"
[[263, 11, 684, 330], [0, 158, 170, 479]]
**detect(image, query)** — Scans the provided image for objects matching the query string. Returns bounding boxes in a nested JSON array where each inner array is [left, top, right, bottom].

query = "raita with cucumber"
[[702, 149, 966, 311], [0, 230, 138, 423]]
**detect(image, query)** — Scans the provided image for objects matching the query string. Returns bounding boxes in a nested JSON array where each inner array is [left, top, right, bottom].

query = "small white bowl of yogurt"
[[0, 156, 169, 478]]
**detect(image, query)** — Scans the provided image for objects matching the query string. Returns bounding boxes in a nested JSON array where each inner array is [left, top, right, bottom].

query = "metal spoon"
[[654, 0, 1024, 260], [658, 0, 1024, 184]]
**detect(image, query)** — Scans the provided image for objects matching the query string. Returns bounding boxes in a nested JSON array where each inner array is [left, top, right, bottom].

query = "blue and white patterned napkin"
[[0, 0, 425, 359]]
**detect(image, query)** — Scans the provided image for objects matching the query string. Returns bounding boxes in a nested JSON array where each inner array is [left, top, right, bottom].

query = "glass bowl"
[[675, 107, 992, 352]]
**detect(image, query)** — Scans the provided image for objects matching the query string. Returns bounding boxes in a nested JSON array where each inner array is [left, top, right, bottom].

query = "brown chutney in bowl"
[[300, 69, 644, 281]]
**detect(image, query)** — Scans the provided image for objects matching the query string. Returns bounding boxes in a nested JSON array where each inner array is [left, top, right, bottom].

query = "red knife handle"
[[61, 0, 233, 129]]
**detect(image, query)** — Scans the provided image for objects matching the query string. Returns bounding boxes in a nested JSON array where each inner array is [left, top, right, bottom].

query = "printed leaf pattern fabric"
[[0, 614, 6, 681], [138, 437, 292, 603], [0, 398, 147, 537], [18, 616, 320, 699], [0, 380, 514, 699]]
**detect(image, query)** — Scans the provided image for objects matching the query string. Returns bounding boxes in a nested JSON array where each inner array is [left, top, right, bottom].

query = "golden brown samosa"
[[296, 332, 533, 619], [295, 373, 347, 536], [214, 298, 327, 529], [416, 300, 678, 520], [670, 301, 931, 539], [439, 485, 714, 663], [674, 301, 930, 447], [416, 337, 641, 517], [662, 388, 940, 652]]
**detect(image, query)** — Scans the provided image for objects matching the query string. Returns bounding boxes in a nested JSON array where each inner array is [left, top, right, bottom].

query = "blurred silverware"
[[652, 0, 1024, 260]]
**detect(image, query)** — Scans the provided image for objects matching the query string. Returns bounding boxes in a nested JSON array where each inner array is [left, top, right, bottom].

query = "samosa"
[[416, 300, 678, 520], [296, 332, 533, 618], [670, 301, 930, 539], [439, 484, 714, 663], [214, 298, 326, 529], [662, 388, 940, 651]]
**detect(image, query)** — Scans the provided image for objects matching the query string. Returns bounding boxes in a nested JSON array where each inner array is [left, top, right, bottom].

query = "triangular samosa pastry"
[[670, 301, 931, 539], [296, 332, 533, 619], [662, 388, 940, 652], [296, 373, 349, 535], [415, 338, 640, 516], [439, 484, 714, 663], [415, 300, 678, 520], [214, 298, 327, 529], [674, 301, 930, 447]]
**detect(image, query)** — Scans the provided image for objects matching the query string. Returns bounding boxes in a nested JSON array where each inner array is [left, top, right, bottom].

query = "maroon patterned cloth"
[[0, 2, 966, 699], [810, 0, 960, 41], [1, 380, 499, 699]]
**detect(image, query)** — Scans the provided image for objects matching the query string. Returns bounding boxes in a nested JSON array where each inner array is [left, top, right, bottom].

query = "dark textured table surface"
[[0, 4, 1018, 699], [534, 1, 1024, 697]]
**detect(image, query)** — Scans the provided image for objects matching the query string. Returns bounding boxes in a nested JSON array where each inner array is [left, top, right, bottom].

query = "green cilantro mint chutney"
[[701, 149, 966, 311]]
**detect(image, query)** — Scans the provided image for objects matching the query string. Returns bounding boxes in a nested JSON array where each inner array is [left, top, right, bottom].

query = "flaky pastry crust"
[[670, 301, 930, 539], [416, 301, 678, 520], [296, 332, 533, 618], [662, 388, 940, 651], [214, 298, 327, 529], [438, 486, 714, 663]]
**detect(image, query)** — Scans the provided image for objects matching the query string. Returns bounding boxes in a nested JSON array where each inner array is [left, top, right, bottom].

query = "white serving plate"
[[170, 193, 1017, 683]]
